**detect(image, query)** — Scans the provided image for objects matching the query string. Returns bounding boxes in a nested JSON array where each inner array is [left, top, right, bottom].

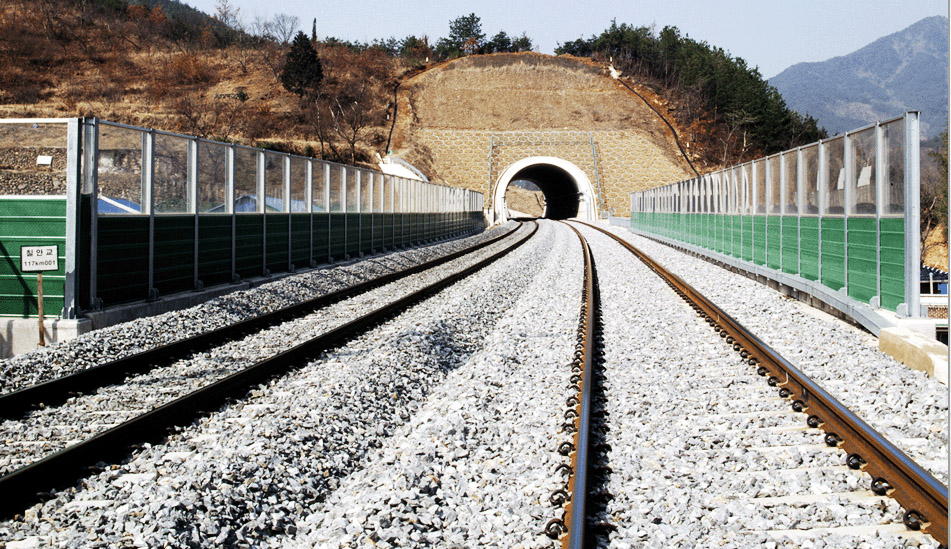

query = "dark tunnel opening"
[[505, 164, 580, 219]]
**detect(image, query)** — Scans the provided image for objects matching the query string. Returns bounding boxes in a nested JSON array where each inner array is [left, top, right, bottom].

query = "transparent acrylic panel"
[[346, 169, 359, 212], [708, 173, 720, 213], [234, 147, 258, 213], [312, 163, 327, 212], [740, 165, 751, 214], [823, 136, 845, 215], [197, 141, 227, 213], [0, 122, 69, 196], [153, 133, 189, 214], [360, 171, 372, 211], [801, 144, 819, 215], [329, 165, 343, 212], [848, 127, 876, 216], [290, 157, 307, 212], [383, 175, 393, 213], [882, 120, 904, 216], [394, 178, 404, 213], [753, 159, 766, 213], [767, 155, 781, 214], [781, 151, 798, 215], [97, 124, 143, 212], [264, 152, 284, 212]]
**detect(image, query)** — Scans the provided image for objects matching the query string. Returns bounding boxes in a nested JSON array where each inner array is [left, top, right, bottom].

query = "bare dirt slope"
[[389, 52, 694, 215]]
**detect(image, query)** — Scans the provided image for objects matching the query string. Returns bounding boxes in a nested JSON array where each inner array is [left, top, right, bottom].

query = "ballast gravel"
[[291, 220, 581, 548], [602, 223, 948, 486], [574, 223, 940, 548], [0, 223, 534, 477], [0, 224, 505, 395], [0, 221, 563, 548]]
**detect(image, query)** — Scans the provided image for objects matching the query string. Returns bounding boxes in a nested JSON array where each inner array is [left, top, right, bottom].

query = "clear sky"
[[183, 0, 948, 79]]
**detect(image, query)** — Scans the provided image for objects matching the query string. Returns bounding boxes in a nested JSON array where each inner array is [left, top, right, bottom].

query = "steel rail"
[[0, 224, 520, 420], [576, 220, 949, 545], [553, 222, 601, 548], [0, 222, 539, 521]]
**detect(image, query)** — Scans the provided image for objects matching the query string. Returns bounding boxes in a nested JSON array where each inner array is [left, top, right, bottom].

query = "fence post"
[[283, 155, 292, 271], [903, 112, 921, 316], [143, 128, 155, 300], [227, 144, 236, 282], [306, 159, 313, 267], [189, 136, 200, 290], [257, 150, 266, 275], [63, 118, 82, 319]]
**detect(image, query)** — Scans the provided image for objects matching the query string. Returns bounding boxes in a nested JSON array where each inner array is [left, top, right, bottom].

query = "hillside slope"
[[769, 16, 949, 137]]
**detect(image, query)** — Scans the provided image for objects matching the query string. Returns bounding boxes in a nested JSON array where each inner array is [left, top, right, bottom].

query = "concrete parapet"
[[879, 327, 949, 385], [1, 318, 93, 358]]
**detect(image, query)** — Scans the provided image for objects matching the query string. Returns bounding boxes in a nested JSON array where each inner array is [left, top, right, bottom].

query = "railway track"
[[0, 222, 536, 520], [565, 220, 947, 546], [0, 219, 946, 547]]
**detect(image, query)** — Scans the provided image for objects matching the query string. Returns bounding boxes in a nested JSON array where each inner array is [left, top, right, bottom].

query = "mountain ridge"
[[769, 15, 948, 137]]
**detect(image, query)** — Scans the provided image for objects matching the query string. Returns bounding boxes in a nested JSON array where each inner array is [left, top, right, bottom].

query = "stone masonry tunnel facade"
[[390, 53, 694, 219]]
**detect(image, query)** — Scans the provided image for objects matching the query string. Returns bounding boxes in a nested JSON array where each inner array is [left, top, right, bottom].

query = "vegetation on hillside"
[[1, 3, 827, 174], [557, 21, 826, 166], [922, 130, 949, 266]]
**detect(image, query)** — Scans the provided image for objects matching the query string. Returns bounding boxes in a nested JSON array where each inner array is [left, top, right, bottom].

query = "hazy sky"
[[184, 0, 948, 78]]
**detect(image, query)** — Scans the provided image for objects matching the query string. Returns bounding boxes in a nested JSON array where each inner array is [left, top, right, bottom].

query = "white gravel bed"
[[602, 224, 949, 486], [574, 224, 938, 548], [0, 223, 533, 477], [0, 221, 554, 547], [0, 225, 502, 395], [291, 220, 581, 548]]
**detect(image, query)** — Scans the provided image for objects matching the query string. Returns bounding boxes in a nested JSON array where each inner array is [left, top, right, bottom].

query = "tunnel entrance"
[[491, 157, 597, 223]]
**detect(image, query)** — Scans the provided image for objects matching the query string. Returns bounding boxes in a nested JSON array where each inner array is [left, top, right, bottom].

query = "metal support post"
[[63, 118, 81, 319], [189, 137, 201, 290], [903, 112, 921, 316], [81, 119, 100, 310]]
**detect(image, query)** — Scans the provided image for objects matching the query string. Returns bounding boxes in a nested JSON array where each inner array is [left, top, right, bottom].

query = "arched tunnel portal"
[[491, 157, 597, 223]]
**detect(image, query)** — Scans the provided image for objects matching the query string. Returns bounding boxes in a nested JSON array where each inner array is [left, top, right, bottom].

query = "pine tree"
[[281, 31, 323, 98]]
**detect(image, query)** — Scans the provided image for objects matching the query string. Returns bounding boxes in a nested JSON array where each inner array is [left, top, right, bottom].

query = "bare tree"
[[270, 14, 299, 46], [174, 92, 245, 141]]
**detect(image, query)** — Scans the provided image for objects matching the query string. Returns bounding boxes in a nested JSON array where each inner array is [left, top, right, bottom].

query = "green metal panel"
[[384, 213, 395, 249], [265, 214, 289, 273], [731, 215, 742, 258], [373, 212, 385, 250], [879, 218, 905, 311], [235, 215, 264, 279], [781, 216, 799, 275], [393, 213, 404, 247], [820, 218, 845, 291], [753, 217, 767, 265], [312, 213, 330, 263], [290, 214, 310, 268], [346, 213, 360, 257], [766, 217, 781, 269], [359, 213, 374, 253], [197, 216, 232, 287], [97, 216, 149, 306], [153, 216, 195, 295], [741, 215, 754, 261], [716, 214, 726, 253], [847, 217, 878, 304], [0, 198, 67, 317], [329, 213, 346, 260], [799, 217, 820, 281]]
